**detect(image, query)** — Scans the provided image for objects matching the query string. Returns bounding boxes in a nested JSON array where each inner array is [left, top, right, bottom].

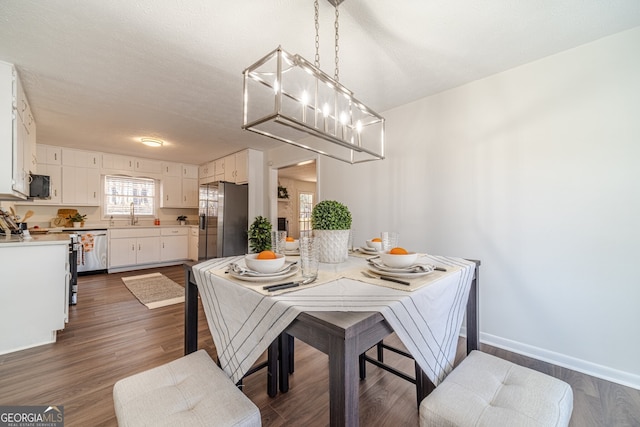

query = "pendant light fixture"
[[242, 0, 385, 164]]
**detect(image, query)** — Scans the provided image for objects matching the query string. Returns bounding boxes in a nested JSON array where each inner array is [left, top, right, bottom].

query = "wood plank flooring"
[[1, 265, 638, 426]]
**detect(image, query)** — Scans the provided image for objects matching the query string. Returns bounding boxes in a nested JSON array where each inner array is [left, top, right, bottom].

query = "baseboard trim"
[[459, 327, 640, 390]]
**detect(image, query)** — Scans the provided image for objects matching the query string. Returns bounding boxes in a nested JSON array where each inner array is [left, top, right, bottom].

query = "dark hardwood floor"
[[1, 265, 638, 426]]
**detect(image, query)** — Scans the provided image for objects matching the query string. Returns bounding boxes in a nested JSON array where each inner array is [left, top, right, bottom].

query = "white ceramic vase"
[[313, 229, 350, 263], [73, 221, 82, 228]]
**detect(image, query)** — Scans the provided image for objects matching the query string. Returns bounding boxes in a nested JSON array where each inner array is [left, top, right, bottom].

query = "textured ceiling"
[[1, 0, 639, 165]]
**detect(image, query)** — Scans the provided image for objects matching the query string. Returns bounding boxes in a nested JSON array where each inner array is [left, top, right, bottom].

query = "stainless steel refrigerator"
[[198, 182, 248, 260]]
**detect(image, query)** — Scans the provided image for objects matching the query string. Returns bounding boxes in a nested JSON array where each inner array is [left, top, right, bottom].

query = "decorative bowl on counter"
[[244, 252, 286, 273]]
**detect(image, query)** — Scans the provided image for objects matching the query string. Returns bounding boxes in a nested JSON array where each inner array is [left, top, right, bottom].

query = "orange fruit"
[[257, 250, 277, 259], [286, 237, 294, 242], [389, 247, 408, 255], [372, 238, 382, 242]]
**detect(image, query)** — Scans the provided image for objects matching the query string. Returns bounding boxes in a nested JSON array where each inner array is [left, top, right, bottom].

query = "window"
[[104, 175, 156, 216], [299, 192, 313, 233]]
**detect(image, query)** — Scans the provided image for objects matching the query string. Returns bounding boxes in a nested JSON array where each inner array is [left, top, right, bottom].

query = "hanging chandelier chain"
[[334, 3, 340, 81], [314, 0, 320, 68]]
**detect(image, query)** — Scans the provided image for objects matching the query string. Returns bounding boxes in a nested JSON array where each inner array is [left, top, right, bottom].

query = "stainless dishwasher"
[[76, 229, 108, 274]]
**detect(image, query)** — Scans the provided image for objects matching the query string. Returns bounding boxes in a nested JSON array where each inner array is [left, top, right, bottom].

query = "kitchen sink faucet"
[[130, 202, 138, 226]]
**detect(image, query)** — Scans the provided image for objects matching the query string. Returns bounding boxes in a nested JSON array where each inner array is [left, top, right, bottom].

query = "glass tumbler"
[[272, 230, 287, 254], [299, 236, 320, 280], [380, 231, 399, 252]]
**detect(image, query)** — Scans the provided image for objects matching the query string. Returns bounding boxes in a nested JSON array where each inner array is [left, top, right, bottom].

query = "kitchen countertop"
[[44, 224, 196, 232], [0, 233, 70, 246]]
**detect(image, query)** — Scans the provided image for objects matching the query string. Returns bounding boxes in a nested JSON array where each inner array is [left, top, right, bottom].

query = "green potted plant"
[[248, 216, 273, 253], [311, 200, 352, 263], [67, 212, 87, 228], [177, 215, 188, 225]]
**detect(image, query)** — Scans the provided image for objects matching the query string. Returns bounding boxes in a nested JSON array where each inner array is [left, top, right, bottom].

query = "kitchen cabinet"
[[160, 227, 189, 262], [134, 158, 162, 174], [162, 161, 181, 177], [199, 160, 216, 184], [36, 144, 62, 165], [1, 237, 69, 354], [161, 163, 198, 208], [214, 157, 225, 182], [101, 153, 135, 173], [189, 226, 199, 261], [212, 150, 248, 184], [102, 154, 162, 176], [0, 61, 36, 200], [108, 228, 161, 269], [61, 148, 101, 206]]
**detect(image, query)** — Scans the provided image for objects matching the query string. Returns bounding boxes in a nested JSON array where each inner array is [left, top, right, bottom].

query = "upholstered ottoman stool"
[[420, 351, 573, 427], [113, 350, 261, 427]]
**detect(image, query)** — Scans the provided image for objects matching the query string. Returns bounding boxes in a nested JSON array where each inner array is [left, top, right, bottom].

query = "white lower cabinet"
[[189, 227, 199, 261], [1, 240, 68, 354], [109, 228, 161, 269], [160, 227, 189, 262], [109, 227, 190, 271]]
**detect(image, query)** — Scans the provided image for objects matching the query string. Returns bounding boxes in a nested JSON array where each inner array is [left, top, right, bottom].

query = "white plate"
[[369, 260, 434, 274], [367, 265, 433, 279], [229, 265, 299, 282]]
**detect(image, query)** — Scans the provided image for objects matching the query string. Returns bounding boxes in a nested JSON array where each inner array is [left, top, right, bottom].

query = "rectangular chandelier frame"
[[242, 46, 385, 164]]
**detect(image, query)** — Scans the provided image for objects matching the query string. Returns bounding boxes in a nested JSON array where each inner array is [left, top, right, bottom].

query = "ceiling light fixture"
[[242, 0, 385, 164], [141, 138, 163, 147]]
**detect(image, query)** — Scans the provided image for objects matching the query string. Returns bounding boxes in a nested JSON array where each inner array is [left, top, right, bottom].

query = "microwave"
[[29, 174, 51, 199]]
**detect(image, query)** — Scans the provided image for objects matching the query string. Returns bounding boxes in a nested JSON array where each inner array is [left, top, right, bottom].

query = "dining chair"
[[360, 259, 481, 407], [235, 337, 279, 397]]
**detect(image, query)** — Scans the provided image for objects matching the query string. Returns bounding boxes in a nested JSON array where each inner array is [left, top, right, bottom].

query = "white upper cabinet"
[[0, 61, 36, 200], [61, 148, 101, 206]]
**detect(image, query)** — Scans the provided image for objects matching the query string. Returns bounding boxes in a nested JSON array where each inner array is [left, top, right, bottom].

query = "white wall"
[[286, 27, 640, 388]]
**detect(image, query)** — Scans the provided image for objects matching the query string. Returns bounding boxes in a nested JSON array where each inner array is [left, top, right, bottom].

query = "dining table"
[[184, 252, 480, 427]]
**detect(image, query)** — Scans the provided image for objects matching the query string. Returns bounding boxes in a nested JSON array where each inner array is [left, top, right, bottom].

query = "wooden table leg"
[[466, 260, 481, 354], [278, 332, 290, 393], [184, 263, 199, 355], [328, 333, 358, 427]]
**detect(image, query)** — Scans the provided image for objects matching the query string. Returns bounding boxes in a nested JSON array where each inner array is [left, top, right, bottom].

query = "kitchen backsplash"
[[0, 201, 197, 228]]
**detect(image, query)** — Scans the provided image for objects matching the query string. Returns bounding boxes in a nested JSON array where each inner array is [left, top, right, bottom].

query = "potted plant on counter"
[[177, 215, 188, 226], [67, 212, 87, 228], [311, 200, 352, 263], [248, 216, 272, 253]]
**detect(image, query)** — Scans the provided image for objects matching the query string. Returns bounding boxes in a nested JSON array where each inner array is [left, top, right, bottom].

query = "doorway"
[[276, 161, 317, 239]]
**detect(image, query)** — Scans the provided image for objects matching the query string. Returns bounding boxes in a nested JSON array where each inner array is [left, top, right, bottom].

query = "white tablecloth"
[[192, 254, 475, 386]]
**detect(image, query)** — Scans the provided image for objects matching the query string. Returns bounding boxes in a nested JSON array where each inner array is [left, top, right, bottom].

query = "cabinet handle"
[[162, 242, 165, 248], [131, 244, 135, 251], [138, 244, 141, 251], [54, 153, 58, 161]]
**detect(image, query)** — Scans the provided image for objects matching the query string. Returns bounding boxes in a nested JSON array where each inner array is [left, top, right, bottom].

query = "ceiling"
[[1, 1, 639, 165]]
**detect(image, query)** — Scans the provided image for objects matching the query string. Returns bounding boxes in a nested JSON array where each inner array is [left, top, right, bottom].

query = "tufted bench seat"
[[113, 350, 261, 427], [420, 351, 573, 427]]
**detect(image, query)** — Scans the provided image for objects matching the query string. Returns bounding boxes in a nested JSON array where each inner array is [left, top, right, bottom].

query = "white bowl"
[[379, 251, 418, 268], [285, 239, 299, 251], [365, 239, 382, 251], [245, 253, 286, 273]]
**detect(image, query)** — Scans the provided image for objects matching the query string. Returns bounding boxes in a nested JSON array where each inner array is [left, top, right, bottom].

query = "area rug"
[[121, 272, 185, 309]]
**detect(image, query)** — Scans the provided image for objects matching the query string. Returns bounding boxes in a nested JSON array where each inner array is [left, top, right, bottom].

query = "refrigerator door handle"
[[199, 214, 206, 230]]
